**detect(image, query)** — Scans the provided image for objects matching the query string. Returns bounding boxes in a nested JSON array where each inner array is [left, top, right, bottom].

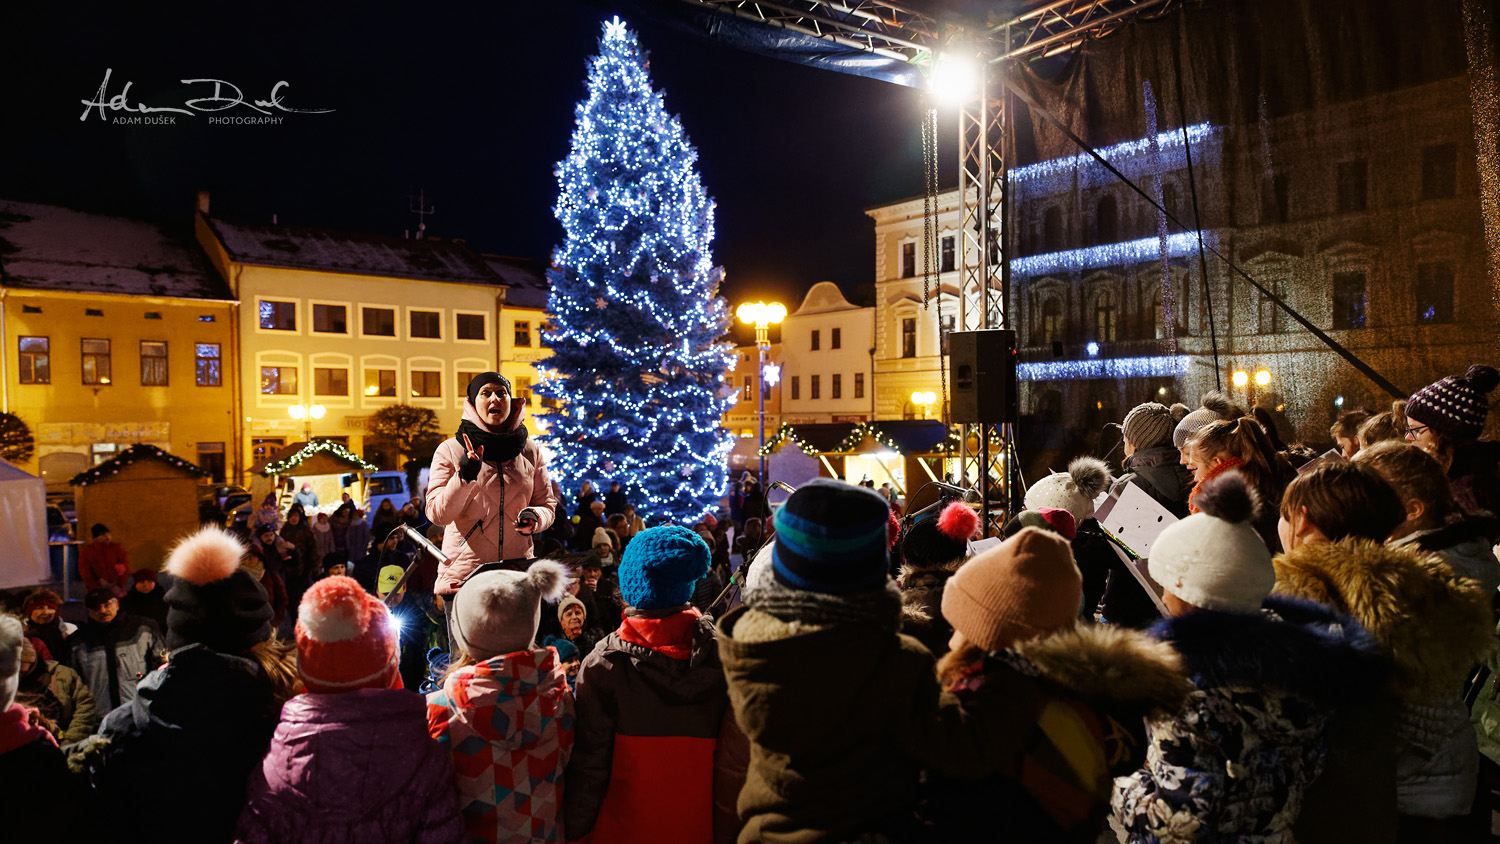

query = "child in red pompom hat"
[[236, 576, 463, 842]]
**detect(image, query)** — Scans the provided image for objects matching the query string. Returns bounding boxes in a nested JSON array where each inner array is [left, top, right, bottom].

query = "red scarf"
[[1189, 456, 1246, 513], [616, 608, 702, 661]]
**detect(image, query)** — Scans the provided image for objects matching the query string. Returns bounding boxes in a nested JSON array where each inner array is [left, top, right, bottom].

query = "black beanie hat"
[[466, 371, 513, 408], [163, 527, 274, 655], [771, 479, 891, 594], [901, 512, 971, 569]]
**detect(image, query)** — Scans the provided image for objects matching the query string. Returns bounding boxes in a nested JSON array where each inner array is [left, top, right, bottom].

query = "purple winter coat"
[[235, 688, 463, 844]]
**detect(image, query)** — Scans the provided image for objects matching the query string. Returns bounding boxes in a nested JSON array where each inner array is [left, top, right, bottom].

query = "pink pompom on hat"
[[295, 576, 401, 693]]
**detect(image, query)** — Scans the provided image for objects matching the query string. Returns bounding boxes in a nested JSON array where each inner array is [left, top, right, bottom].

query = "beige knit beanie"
[[941, 527, 1082, 651]]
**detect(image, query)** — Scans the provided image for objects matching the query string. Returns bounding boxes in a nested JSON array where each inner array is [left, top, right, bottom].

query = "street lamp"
[[288, 403, 325, 444], [911, 390, 936, 420], [736, 301, 786, 489]]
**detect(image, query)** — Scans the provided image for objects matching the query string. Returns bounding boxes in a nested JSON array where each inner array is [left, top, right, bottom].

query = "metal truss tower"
[[676, 0, 1181, 522]]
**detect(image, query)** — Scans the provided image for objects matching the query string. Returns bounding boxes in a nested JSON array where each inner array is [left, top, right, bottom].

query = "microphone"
[[769, 481, 797, 494]]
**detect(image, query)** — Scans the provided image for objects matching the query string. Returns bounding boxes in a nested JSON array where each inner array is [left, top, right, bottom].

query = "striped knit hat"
[[1405, 365, 1499, 443], [295, 575, 401, 693], [772, 479, 891, 594]]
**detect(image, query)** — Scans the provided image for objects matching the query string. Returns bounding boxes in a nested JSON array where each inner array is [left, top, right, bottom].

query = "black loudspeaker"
[[948, 329, 1018, 424]]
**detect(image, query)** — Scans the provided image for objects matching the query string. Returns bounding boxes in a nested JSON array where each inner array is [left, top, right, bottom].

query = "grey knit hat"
[[1123, 402, 1185, 451], [0, 615, 22, 710], [450, 560, 571, 660], [1173, 392, 1239, 449]]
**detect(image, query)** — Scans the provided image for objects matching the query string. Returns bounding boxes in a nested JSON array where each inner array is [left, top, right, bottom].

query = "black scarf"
[[456, 420, 529, 466]]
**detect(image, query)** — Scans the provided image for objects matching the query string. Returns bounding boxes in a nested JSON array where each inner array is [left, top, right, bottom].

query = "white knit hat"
[[1023, 457, 1113, 522], [1151, 471, 1272, 613]]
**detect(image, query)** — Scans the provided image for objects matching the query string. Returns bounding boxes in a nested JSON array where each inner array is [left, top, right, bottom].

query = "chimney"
[[196, 190, 210, 215]]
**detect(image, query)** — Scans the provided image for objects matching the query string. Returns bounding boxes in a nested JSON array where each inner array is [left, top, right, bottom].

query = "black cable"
[[1171, 39, 1221, 390]]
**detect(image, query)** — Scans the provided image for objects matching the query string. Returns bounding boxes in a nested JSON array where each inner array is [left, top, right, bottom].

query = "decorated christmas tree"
[[536, 17, 734, 525]]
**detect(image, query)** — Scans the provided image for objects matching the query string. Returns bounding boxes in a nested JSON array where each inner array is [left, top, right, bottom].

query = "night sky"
[[1, 0, 960, 310]]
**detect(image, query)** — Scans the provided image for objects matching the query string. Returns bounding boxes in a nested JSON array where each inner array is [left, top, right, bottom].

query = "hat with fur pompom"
[[618, 525, 711, 610], [1405, 364, 1500, 443], [163, 526, 273, 655], [1151, 471, 1272, 613], [296, 576, 401, 692], [900, 502, 978, 568], [1023, 457, 1113, 522], [450, 559, 572, 660]]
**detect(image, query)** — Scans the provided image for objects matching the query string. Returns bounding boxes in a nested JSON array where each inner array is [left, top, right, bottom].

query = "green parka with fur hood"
[[1273, 538, 1493, 832]]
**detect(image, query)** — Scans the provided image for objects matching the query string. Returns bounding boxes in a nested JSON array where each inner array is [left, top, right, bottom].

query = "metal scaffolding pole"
[[957, 58, 1012, 536]]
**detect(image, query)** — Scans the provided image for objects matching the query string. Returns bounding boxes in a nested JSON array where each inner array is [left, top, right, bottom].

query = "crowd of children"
[[2, 363, 1499, 843]]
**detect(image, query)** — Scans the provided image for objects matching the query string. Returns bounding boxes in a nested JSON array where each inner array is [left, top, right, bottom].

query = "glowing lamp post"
[[911, 390, 936, 420], [1230, 368, 1273, 407], [288, 403, 326, 444], [736, 301, 786, 488]]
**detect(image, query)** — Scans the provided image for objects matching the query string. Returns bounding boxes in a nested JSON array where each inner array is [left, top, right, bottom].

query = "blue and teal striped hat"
[[771, 479, 892, 594]]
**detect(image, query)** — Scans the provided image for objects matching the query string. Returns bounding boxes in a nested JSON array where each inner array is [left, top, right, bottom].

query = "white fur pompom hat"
[[450, 560, 572, 661], [163, 526, 273, 654], [1023, 457, 1113, 523]]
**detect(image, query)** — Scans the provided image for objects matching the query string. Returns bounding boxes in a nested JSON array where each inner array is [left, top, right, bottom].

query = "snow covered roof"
[[205, 217, 502, 286], [0, 200, 231, 299], [483, 254, 550, 309]]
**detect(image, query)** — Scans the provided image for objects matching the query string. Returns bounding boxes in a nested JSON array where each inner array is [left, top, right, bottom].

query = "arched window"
[[1094, 289, 1117, 342], [1044, 206, 1064, 252], [1037, 295, 1063, 345], [1096, 195, 1118, 243], [1148, 288, 1164, 339]]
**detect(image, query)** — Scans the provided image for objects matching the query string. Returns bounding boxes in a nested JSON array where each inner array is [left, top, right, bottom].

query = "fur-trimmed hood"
[[1010, 623, 1192, 719], [1273, 538, 1494, 699], [1146, 595, 1386, 707]]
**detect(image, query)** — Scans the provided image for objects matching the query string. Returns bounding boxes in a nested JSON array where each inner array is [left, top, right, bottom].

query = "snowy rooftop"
[[206, 217, 502, 286], [483, 254, 550, 309], [0, 200, 231, 299]]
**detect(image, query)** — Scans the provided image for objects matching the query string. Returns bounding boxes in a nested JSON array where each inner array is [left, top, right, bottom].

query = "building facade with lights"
[[482, 254, 556, 432], [866, 191, 962, 424], [0, 200, 238, 489], [194, 195, 513, 475], [867, 73, 1494, 454]]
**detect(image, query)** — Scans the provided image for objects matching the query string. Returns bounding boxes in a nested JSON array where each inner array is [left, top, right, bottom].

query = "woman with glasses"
[[1404, 365, 1500, 515]]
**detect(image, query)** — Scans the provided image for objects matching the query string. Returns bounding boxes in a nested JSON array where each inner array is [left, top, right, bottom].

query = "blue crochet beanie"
[[618, 525, 711, 610]]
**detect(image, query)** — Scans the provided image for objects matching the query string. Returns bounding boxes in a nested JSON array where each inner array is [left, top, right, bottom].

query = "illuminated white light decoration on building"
[[1009, 123, 1217, 185], [1018, 355, 1192, 381], [762, 363, 781, 386], [1086, 341, 1100, 357], [1010, 231, 1215, 277]]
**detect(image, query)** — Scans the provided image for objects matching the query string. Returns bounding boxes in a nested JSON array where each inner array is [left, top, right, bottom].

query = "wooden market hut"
[[70, 444, 209, 572], [249, 441, 380, 512], [757, 420, 950, 505]]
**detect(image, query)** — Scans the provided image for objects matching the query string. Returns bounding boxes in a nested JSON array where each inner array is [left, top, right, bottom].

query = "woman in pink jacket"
[[427, 372, 557, 595]]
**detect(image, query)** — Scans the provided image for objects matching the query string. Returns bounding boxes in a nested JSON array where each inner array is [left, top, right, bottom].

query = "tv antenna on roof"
[[408, 188, 435, 240]]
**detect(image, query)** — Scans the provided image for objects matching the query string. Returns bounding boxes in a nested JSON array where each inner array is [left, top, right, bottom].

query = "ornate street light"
[[736, 301, 786, 489]]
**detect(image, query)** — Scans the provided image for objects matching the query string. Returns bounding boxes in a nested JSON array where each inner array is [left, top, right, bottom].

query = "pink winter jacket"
[[427, 404, 557, 595], [235, 688, 463, 844]]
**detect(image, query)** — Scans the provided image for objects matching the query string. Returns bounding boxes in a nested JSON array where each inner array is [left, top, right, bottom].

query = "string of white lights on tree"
[[535, 17, 734, 525]]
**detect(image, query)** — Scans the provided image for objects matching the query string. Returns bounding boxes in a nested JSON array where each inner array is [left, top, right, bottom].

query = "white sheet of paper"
[[1098, 481, 1179, 559], [967, 537, 1003, 556], [1109, 542, 1169, 617]]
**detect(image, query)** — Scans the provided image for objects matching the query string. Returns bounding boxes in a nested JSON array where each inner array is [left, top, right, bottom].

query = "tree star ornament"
[[595, 297, 607, 309]]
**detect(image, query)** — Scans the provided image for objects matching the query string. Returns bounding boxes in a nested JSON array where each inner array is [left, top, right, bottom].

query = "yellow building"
[[482, 255, 555, 434], [0, 200, 238, 489], [194, 194, 523, 473]]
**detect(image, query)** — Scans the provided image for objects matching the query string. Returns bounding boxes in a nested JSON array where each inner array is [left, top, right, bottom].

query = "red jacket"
[[79, 541, 130, 596], [563, 608, 742, 844]]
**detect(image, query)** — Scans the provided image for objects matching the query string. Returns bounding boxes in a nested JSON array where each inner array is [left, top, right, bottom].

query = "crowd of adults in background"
[[2, 363, 1499, 843]]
